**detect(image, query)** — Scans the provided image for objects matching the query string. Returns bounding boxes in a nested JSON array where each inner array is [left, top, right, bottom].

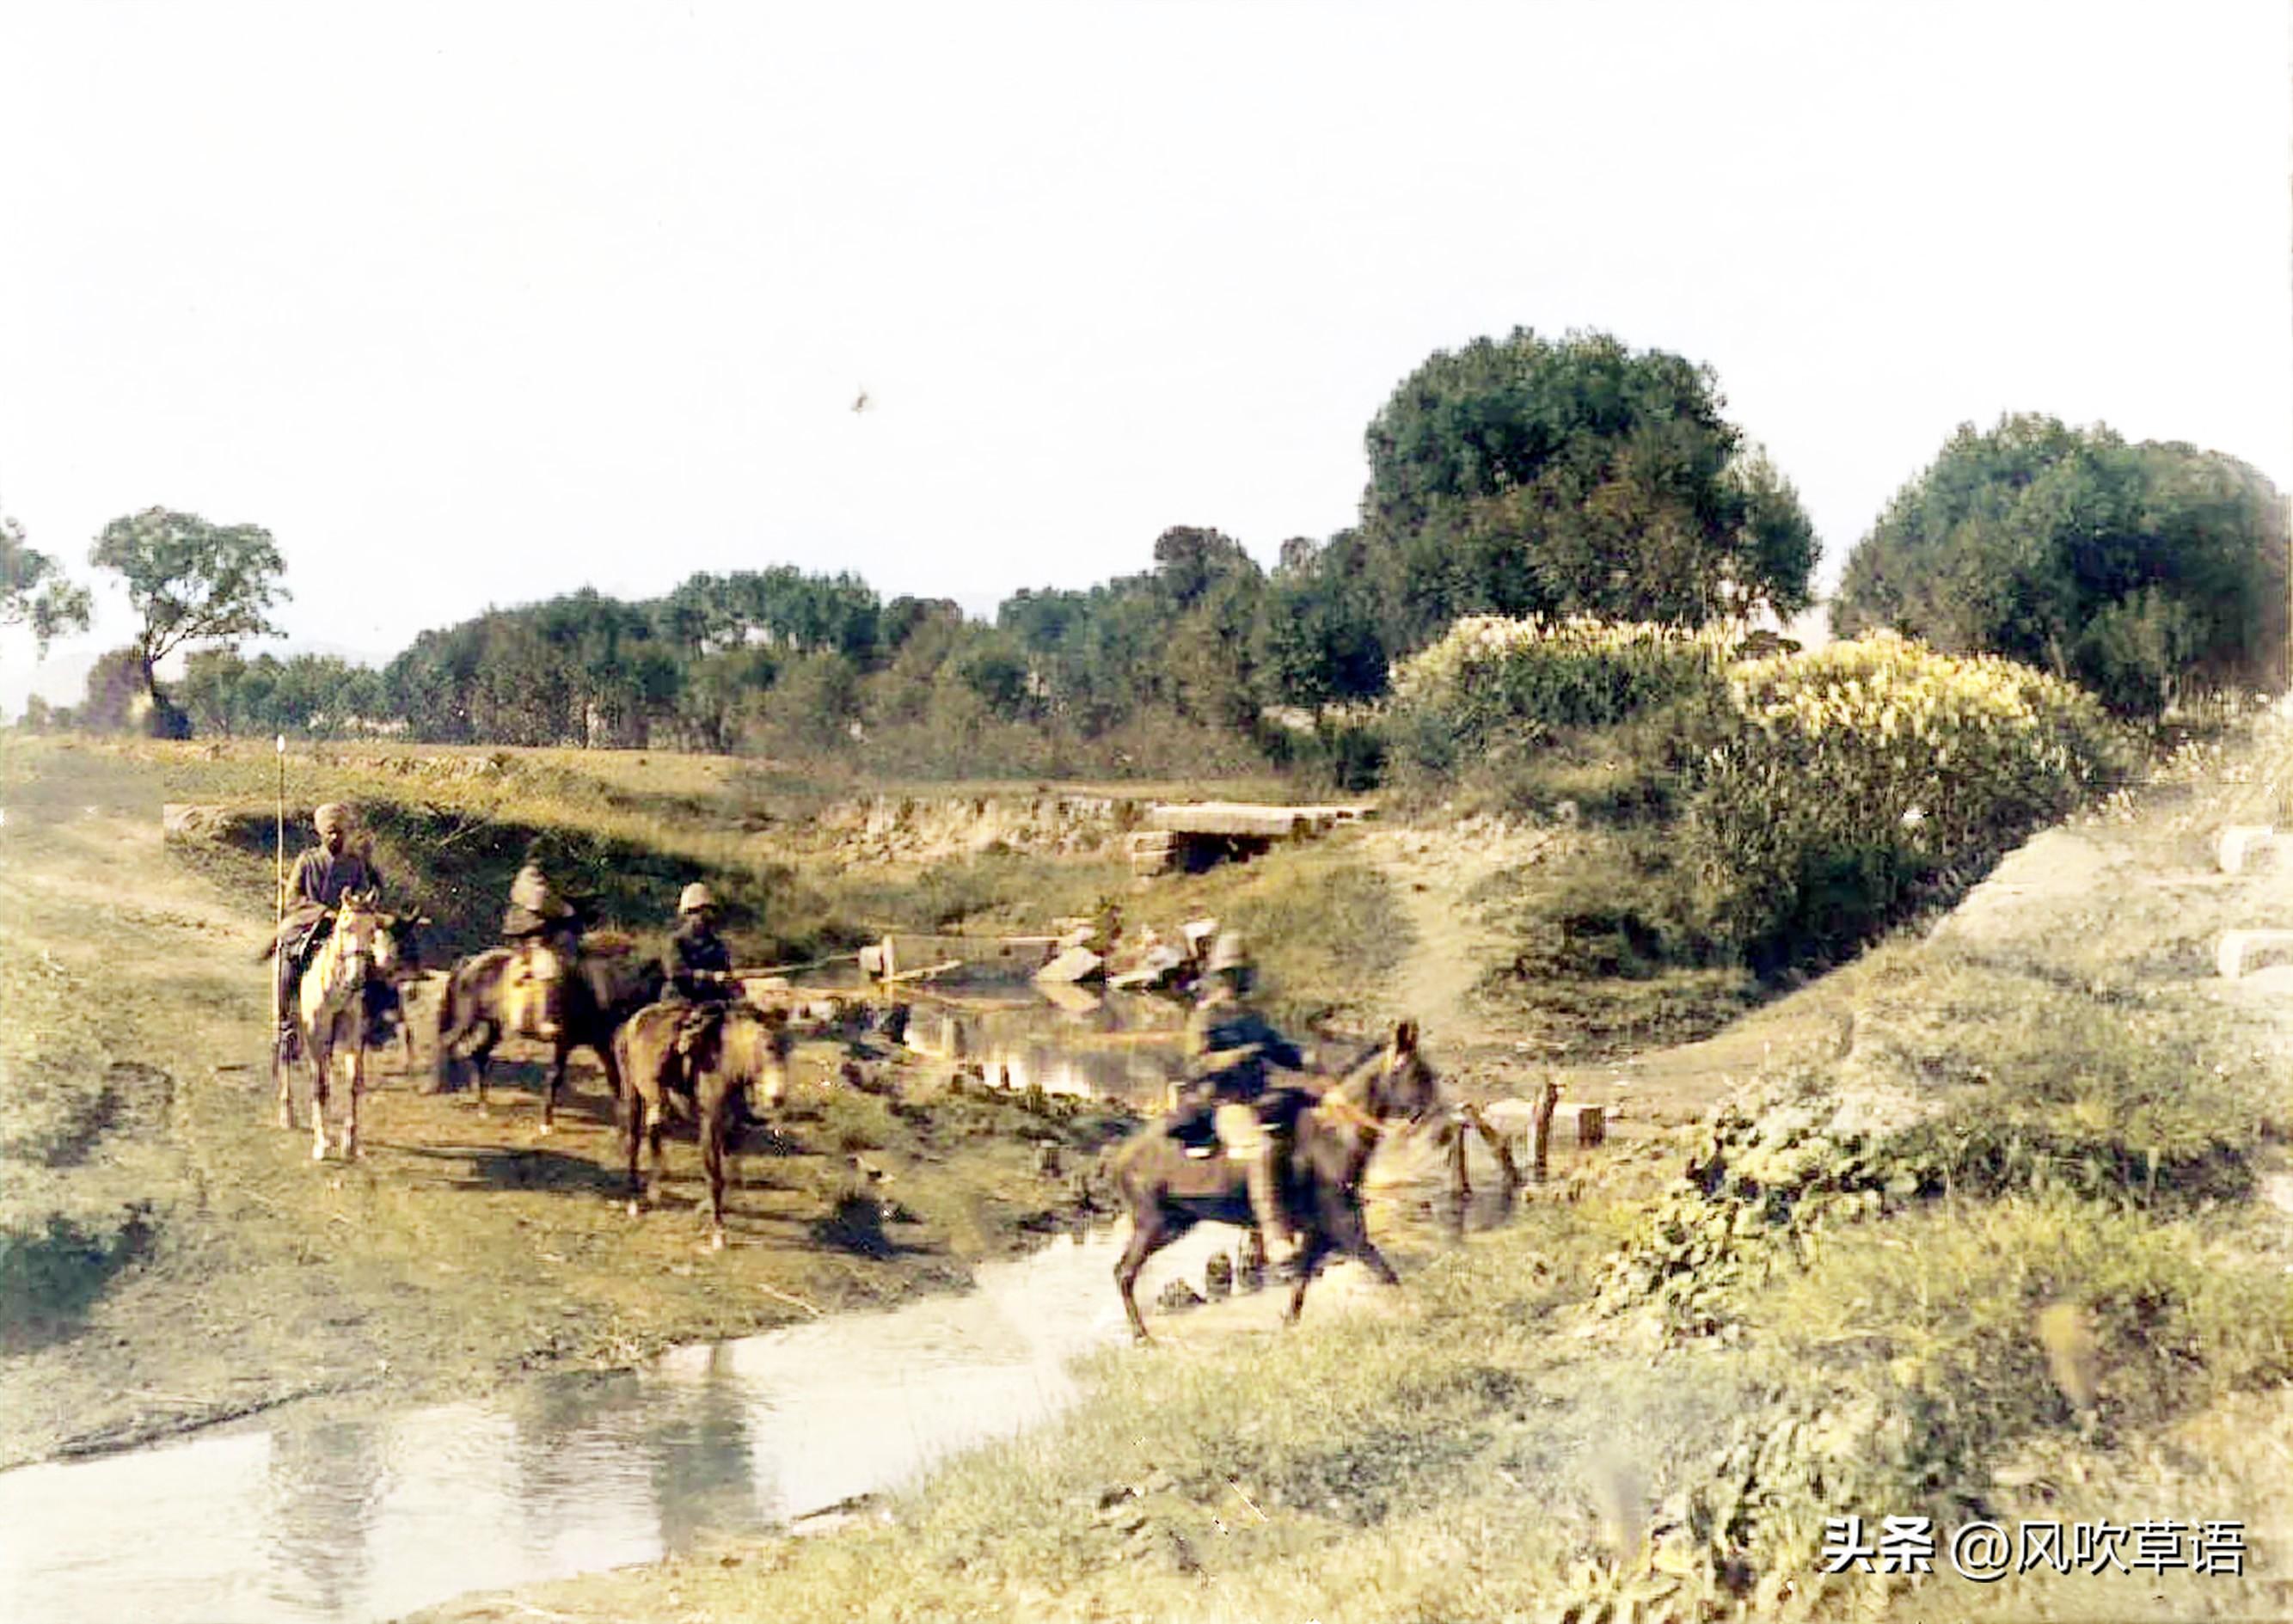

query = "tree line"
[[6, 328, 2284, 768]]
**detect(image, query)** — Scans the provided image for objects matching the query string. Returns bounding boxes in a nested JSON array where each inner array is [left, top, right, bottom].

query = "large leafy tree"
[[1834, 415, 2290, 716], [89, 506, 288, 718], [2, 512, 93, 653], [1253, 530, 1389, 707], [1358, 328, 1818, 651]]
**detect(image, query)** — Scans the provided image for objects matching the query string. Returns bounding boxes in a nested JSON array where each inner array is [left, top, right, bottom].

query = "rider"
[[659, 881, 739, 1073], [273, 802, 389, 1059], [503, 850, 584, 962], [1171, 931, 1308, 1272]]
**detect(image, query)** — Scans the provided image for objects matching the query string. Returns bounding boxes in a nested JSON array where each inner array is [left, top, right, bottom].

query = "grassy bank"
[[420, 719, 2293, 1622]]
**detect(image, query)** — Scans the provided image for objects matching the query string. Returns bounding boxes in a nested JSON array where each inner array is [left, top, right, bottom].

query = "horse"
[[613, 1001, 793, 1251], [1110, 1018, 1443, 1342], [431, 940, 664, 1131], [273, 890, 408, 1162]]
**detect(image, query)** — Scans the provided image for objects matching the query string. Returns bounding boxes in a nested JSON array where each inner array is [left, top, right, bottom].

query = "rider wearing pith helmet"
[[664, 883, 733, 1003], [1179, 928, 1307, 1270]]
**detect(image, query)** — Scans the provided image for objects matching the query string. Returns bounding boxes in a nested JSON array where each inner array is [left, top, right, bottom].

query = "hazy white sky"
[[2, 0, 2287, 713]]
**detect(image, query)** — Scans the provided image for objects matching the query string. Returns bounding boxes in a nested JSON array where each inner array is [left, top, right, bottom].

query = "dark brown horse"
[[431, 941, 664, 1130], [1110, 1019, 1443, 1341], [614, 1001, 793, 1250]]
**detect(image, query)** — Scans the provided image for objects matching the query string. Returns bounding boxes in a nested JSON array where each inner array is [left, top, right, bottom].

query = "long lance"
[[273, 734, 286, 1012]]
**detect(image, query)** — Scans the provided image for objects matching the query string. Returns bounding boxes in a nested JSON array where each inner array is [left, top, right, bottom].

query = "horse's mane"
[[583, 929, 637, 957]]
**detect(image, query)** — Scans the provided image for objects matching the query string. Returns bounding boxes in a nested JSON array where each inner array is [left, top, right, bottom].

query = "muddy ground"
[[0, 794, 1141, 1471]]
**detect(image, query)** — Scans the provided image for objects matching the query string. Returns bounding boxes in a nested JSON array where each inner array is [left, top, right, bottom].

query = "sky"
[[2, 0, 2288, 715]]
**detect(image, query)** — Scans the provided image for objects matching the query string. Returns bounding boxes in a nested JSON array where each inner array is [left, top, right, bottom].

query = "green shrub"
[[1388, 614, 1743, 777], [1685, 633, 2130, 967]]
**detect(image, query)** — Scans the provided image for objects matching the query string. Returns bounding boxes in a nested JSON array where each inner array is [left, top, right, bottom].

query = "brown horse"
[[614, 1002, 793, 1250], [432, 941, 663, 1130], [273, 891, 408, 1162], [1110, 1019, 1443, 1341]]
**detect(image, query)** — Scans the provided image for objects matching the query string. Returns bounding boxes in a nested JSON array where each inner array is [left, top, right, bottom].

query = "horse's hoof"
[[708, 1229, 726, 1253], [539, 1121, 554, 1137], [310, 1140, 328, 1163], [626, 1199, 642, 1219], [277, 1109, 295, 1131]]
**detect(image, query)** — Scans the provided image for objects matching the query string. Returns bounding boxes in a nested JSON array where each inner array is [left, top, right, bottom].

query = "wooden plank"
[[880, 932, 1061, 973]]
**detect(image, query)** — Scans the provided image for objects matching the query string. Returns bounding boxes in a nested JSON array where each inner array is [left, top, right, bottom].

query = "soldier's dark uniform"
[[659, 882, 739, 1065], [1172, 934, 1304, 1265]]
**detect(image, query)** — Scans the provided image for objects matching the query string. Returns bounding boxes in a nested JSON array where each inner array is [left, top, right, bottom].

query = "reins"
[[1311, 1077, 1387, 1139]]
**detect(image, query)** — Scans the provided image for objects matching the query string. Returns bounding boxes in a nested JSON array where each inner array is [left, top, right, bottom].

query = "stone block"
[[1556, 1100, 1606, 1147], [2216, 928, 2293, 979], [2217, 825, 2278, 874]]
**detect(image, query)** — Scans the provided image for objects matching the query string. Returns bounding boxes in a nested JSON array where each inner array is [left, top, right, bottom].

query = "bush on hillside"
[[1686, 633, 2130, 968], [1388, 615, 1746, 779]]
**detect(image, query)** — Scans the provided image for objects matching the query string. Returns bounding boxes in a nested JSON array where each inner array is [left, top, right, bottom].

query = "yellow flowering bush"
[[1689, 632, 2131, 962]]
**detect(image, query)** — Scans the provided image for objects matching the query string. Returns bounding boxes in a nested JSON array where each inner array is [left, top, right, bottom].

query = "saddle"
[[671, 1000, 730, 1068], [1168, 1088, 1308, 1159]]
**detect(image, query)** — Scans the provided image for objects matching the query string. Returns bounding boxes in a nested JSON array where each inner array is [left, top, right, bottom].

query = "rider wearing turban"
[[274, 803, 389, 1057]]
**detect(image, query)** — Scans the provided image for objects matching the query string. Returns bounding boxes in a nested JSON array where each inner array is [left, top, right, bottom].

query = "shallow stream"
[[0, 1223, 1235, 1624]]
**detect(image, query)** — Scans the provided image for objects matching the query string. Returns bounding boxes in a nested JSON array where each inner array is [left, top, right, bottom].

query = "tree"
[[2, 512, 93, 653], [89, 507, 288, 724], [1357, 328, 1818, 650], [1254, 530, 1389, 707], [79, 647, 158, 733], [1833, 415, 2290, 716]]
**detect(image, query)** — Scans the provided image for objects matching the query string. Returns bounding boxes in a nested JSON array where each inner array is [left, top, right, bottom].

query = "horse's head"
[[1364, 1019, 1440, 1127], [731, 1007, 794, 1111], [327, 889, 387, 979], [374, 909, 429, 980]]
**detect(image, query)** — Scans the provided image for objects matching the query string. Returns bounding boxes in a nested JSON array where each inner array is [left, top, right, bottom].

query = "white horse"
[[277, 890, 403, 1161]]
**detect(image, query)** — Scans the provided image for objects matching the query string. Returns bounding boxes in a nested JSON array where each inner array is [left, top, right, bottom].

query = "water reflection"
[[921, 988, 1188, 1106], [261, 1417, 386, 1616], [0, 1227, 1232, 1624], [647, 1344, 763, 1552]]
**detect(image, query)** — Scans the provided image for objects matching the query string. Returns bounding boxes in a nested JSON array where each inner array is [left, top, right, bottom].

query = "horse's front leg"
[[1283, 1233, 1336, 1324], [340, 1040, 364, 1161], [1327, 1198, 1402, 1290], [472, 1024, 497, 1115], [306, 1031, 332, 1162], [540, 1039, 571, 1135]]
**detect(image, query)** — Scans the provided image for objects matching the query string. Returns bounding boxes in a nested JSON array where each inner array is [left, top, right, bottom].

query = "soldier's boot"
[[1247, 1141, 1298, 1274]]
